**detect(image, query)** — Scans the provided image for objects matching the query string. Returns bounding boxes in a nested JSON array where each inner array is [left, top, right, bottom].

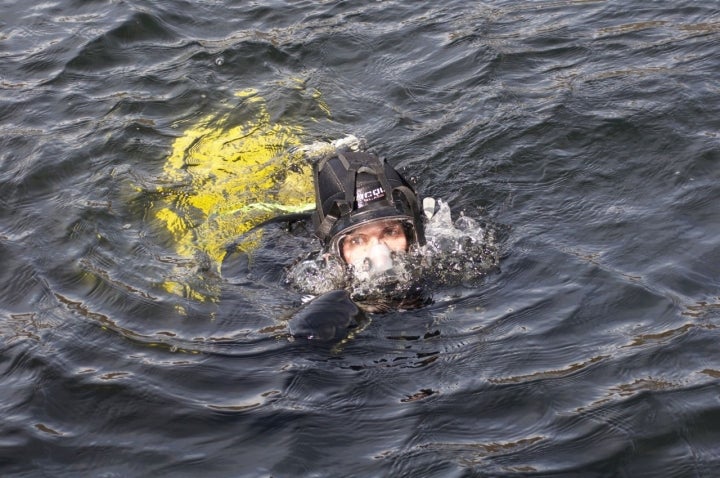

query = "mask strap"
[[337, 152, 358, 211], [391, 184, 426, 245], [314, 152, 358, 241], [314, 202, 340, 241]]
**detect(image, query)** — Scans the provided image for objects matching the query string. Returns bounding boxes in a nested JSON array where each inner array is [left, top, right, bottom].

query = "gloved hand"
[[288, 290, 365, 341]]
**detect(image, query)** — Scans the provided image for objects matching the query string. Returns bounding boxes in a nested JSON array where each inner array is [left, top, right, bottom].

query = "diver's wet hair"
[[311, 151, 425, 253]]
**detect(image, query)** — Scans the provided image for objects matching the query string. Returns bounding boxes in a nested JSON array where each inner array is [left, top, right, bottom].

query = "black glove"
[[288, 290, 365, 341]]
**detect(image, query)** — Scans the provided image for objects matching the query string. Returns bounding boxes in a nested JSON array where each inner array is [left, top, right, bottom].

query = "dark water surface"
[[2, 0, 720, 476]]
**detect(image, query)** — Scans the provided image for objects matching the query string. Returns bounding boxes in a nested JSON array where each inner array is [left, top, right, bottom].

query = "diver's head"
[[311, 151, 425, 278]]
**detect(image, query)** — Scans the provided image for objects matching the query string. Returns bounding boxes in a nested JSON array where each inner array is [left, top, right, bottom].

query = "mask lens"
[[333, 218, 415, 261]]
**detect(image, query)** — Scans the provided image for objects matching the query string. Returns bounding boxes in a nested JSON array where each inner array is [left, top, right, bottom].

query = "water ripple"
[[2, 0, 720, 476]]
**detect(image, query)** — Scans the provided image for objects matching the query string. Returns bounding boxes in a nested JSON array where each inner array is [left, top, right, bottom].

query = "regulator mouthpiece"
[[350, 243, 394, 281]]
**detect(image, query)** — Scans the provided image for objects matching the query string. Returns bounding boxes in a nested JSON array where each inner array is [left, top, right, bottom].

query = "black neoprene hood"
[[311, 150, 425, 252]]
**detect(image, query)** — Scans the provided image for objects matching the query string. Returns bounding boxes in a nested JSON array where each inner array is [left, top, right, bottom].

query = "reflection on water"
[[1, 0, 720, 476]]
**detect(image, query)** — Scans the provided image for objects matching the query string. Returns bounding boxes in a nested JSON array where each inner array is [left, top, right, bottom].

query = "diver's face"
[[340, 219, 408, 267]]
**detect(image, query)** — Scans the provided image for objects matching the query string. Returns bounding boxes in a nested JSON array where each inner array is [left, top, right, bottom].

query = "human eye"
[[348, 235, 366, 246], [383, 225, 402, 236]]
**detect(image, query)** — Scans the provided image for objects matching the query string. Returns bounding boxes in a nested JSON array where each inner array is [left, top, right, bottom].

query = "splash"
[[421, 199, 500, 285], [150, 88, 324, 301], [285, 199, 500, 309]]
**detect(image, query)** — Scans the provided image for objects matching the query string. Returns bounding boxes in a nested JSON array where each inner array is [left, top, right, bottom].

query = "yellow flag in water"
[[151, 89, 320, 300]]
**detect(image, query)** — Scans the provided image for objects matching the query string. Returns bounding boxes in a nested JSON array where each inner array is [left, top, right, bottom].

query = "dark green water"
[[2, 1, 720, 476]]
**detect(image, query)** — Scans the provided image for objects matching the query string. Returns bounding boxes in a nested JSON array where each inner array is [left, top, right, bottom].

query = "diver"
[[285, 148, 432, 340], [223, 138, 498, 341]]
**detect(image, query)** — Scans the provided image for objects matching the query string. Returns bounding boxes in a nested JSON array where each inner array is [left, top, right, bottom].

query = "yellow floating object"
[[150, 88, 326, 301]]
